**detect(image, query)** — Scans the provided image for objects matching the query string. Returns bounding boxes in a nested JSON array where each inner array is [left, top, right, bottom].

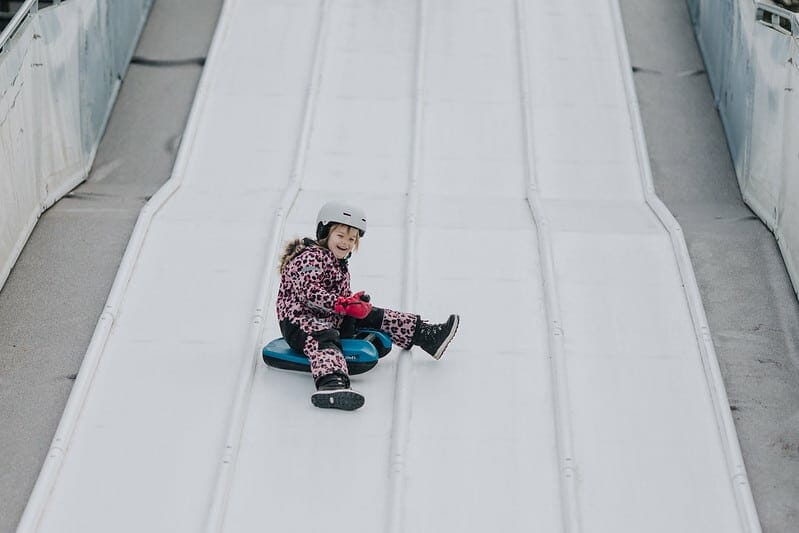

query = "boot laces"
[[419, 320, 448, 349], [316, 373, 349, 391]]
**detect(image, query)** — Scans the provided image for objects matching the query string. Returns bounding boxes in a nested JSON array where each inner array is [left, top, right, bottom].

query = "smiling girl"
[[276, 201, 459, 410]]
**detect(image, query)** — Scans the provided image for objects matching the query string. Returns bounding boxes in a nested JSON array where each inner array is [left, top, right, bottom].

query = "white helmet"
[[316, 201, 367, 239]]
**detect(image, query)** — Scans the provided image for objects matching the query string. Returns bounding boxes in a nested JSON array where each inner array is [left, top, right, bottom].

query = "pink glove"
[[334, 291, 372, 319]]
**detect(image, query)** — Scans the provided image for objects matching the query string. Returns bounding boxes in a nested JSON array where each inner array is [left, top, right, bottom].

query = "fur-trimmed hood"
[[278, 237, 349, 272], [276, 236, 351, 324], [278, 237, 317, 273]]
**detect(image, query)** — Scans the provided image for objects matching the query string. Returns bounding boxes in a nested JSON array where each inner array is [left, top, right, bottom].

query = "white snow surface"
[[19, 0, 760, 532]]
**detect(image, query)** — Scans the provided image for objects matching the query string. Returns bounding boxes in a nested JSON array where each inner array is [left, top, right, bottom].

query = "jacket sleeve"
[[285, 249, 341, 313]]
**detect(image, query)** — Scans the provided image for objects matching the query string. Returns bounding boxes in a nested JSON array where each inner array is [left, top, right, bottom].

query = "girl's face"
[[326, 224, 359, 259]]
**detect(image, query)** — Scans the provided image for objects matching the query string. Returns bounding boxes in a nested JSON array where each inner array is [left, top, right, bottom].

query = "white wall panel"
[[0, 0, 152, 291], [688, 0, 799, 295]]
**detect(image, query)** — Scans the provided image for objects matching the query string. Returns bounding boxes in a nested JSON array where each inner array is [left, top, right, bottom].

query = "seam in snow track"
[[513, 1, 582, 531], [605, 0, 760, 529], [203, 0, 332, 529], [385, 0, 427, 532], [15, 0, 242, 528]]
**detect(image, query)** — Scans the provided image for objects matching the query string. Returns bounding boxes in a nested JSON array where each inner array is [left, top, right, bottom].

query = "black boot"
[[311, 372, 365, 411], [412, 314, 460, 360]]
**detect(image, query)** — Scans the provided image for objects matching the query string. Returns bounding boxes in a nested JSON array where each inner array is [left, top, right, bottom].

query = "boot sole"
[[311, 389, 365, 411], [431, 315, 460, 360]]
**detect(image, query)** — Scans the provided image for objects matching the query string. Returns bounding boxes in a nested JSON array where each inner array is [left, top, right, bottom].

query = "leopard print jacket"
[[276, 238, 351, 327]]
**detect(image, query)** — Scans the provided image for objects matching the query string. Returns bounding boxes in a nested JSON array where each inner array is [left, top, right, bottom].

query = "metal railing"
[[0, 0, 37, 54], [756, 2, 798, 35]]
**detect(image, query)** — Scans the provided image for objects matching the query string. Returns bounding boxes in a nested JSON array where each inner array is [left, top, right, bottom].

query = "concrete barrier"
[[0, 0, 152, 291], [688, 0, 799, 294]]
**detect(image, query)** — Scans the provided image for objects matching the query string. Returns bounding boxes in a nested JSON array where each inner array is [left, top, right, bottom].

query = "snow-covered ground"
[[17, 0, 760, 531]]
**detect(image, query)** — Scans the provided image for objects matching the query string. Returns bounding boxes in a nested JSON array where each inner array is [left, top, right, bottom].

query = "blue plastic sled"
[[263, 329, 392, 375]]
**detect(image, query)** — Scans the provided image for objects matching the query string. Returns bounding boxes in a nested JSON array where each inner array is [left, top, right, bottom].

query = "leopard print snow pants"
[[280, 307, 417, 380]]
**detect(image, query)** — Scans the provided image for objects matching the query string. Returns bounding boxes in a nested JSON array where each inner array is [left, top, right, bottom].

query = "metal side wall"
[[0, 0, 152, 292], [688, 0, 799, 295]]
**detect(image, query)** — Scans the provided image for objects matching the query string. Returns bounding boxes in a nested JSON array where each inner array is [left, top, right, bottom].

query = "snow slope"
[[18, 0, 760, 531]]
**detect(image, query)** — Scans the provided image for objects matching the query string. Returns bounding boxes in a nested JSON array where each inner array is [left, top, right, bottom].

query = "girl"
[[276, 201, 460, 411]]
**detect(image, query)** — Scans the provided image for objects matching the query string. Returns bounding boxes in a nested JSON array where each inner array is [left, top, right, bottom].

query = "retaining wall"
[[0, 0, 152, 291], [688, 0, 799, 294]]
